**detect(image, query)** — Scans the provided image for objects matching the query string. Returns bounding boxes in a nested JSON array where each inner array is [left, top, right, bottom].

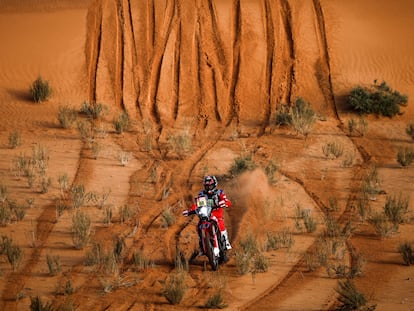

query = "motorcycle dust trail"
[[1, 0, 414, 310]]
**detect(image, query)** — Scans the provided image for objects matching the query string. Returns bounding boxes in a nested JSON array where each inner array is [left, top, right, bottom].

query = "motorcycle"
[[183, 195, 227, 271]]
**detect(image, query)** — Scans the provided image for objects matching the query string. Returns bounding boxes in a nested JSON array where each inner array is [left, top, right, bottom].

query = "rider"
[[183, 175, 232, 255]]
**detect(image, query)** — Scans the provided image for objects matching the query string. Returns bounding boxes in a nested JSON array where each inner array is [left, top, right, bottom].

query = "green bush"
[[8, 130, 21, 148], [383, 193, 410, 229], [335, 279, 376, 311], [30, 76, 52, 103], [229, 155, 256, 176], [290, 97, 316, 138], [113, 111, 130, 134], [322, 141, 344, 159], [275, 104, 292, 125], [163, 270, 187, 305], [80, 101, 108, 120], [397, 146, 414, 167], [71, 211, 91, 249], [406, 123, 414, 140], [205, 291, 228, 309], [398, 241, 414, 266], [58, 105, 78, 129], [348, 80, 408, 117], [30, 296, 54, 311]]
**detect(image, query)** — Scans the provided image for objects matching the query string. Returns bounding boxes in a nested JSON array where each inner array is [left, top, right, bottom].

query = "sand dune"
[[0, 1, 413, 310]]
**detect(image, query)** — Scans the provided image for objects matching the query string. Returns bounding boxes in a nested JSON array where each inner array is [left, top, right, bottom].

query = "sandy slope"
[[0, 0, 414, 310]]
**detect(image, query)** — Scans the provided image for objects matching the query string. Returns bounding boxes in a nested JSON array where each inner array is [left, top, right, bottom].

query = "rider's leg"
[[221, 229, 232, 250], [217, 218, 232, 250]]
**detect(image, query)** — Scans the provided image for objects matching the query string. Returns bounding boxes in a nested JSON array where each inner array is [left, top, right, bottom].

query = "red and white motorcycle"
[[183, 195, 228, 271]]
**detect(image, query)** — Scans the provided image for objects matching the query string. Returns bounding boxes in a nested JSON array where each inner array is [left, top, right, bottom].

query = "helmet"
[[203, 175, 217, 193]]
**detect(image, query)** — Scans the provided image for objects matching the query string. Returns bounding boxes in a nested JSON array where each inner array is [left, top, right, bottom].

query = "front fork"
[[199, 223, 219, 252]]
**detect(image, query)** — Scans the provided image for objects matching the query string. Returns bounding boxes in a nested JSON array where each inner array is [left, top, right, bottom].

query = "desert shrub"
[[275, 104, 292, 125], [46, 254, 61, 276], [71, 211, 91, 249], [234, 232, 259, 275], [383, 193, 410, 229], [84, 242, 103, 266], [70, 184, 88, 209], [9, 200, 26, 221], [30, 296, 54, 311], [205, 291, 228, 309], [361, 165, 381, 198], [367, 212, 394, 238], [295, 205, 317, 233], [103, 206, 113, 226], [0, 203, 11, 226], [163, 270, 187, 305], [349, 251, 367, 278], [118, 151, 131, 166], [113, 236, 126, 262], [303, 212, 318, 233], [348, 80, 408, 117], [266, 229, 294, 251], [8, 129, 21, 149], [1, 236, 22, 271], [397, 146, 414, 167], [30, 76, 52, 103], [80, 101, 108, 119], [58, 173, 69, 195], [323, 141, 344, 159], [289, 97, 316, 138], [119, 204, 132, 223], [398, 241, 414, 266], [0, 184, 8, 203], [40, 176, 52, 194], [56, 298, 75, 311], [406, 122, 414, 140], [161, 206, 175, 228], [132, 250, 153, 271], [58, 105, 78, 129], [234, 249, 251, 275], [264, 160, 278, 184], [348, 117, 368, 137], [327, 263, 348, 278], [77, 120, 95, 144], [113, 111, 130, 134], [335, 279, 376, 311], [342, 152, 355, 168], [229, 155, 256, 176], [253, 252, 269, 272], [239, 232, 259, 255], [166, 130, 193, 158], [90, 143, 101, 160]]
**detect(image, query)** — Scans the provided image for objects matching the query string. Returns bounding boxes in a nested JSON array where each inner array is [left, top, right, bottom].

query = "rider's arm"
[[218, 191, 232, 208]]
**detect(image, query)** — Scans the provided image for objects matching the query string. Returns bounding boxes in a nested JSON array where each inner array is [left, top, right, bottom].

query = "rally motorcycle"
[[183, 195, 227, 271]]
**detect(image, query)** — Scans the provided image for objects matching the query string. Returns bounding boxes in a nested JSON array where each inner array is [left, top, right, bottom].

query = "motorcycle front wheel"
[[204, 231, 219, 271]]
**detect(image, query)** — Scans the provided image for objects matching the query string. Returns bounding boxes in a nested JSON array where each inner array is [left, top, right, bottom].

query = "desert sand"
[[0, 0, 413, 310]]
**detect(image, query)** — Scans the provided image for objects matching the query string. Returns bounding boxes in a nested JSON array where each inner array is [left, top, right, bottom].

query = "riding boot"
[[221, 230, 232, 250]]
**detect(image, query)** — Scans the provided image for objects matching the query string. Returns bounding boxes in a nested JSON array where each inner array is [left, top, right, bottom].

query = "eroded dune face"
[[86, 0, 340, 138]]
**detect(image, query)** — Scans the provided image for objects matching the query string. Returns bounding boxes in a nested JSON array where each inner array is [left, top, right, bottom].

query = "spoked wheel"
[[205, 231, 219, 271]]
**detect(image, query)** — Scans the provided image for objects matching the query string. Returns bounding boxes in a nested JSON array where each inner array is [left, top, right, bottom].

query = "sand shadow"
[[6, 88, 32, 102]]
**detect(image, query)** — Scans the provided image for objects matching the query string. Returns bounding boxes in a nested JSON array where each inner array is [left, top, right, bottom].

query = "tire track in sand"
[[144, 0, 176, 151], [0, 144, 90, 309], [279, 0, 295, 105], [115, 0, 125, 110], [259, 0, 275, 136], [86, 0, 103, 104], [312, 0, 340, 120], [225, 0, 241, 126]]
